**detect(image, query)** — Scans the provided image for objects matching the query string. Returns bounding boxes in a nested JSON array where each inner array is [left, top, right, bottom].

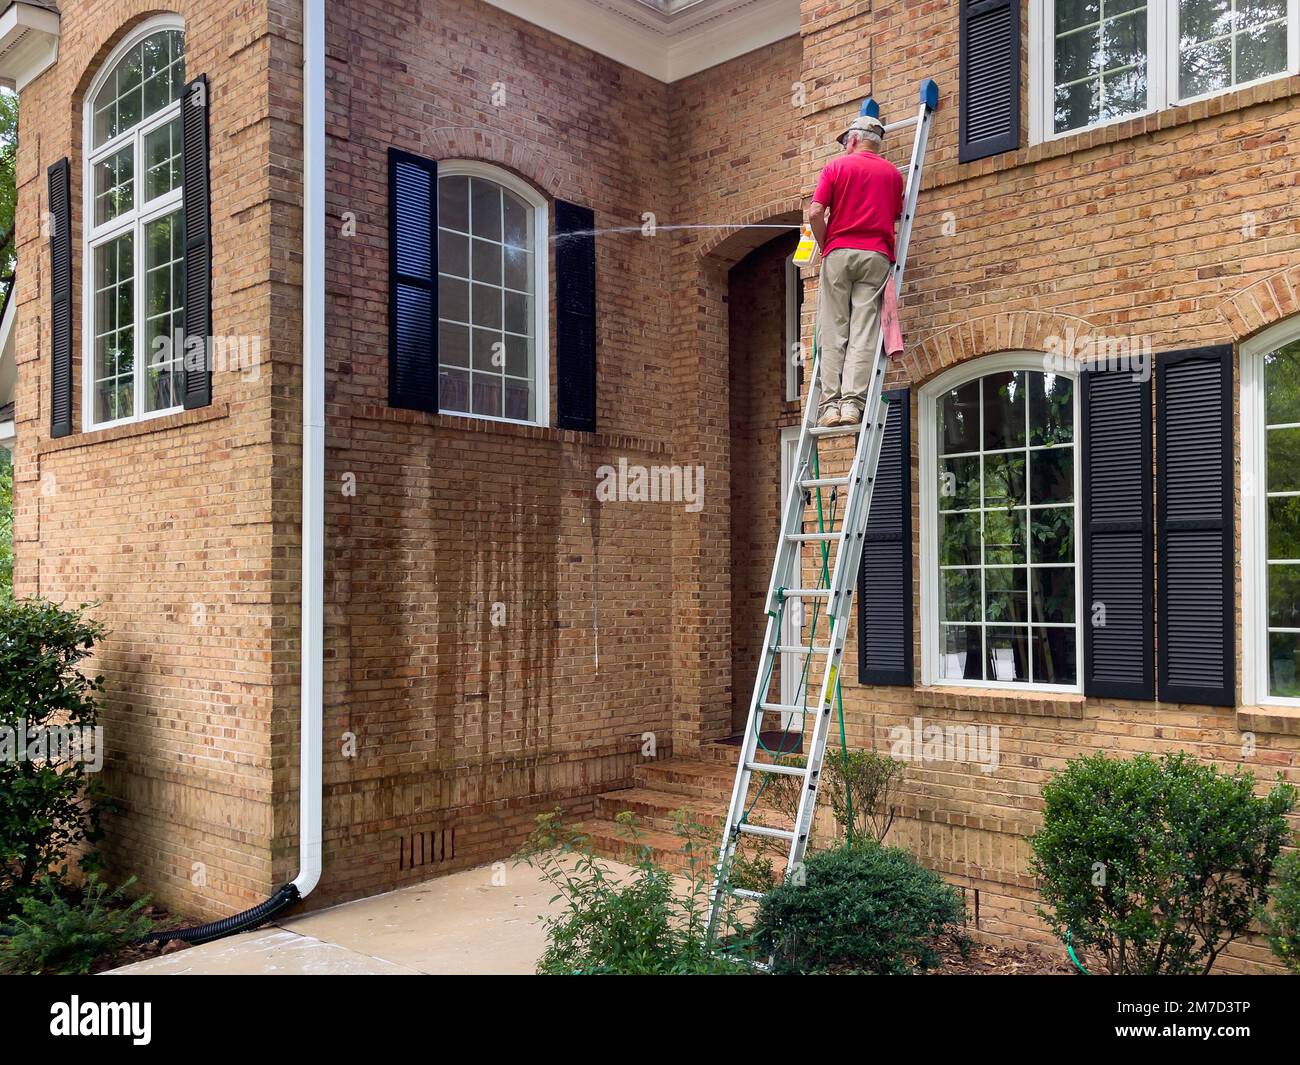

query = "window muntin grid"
[[84, 24, 186, 430], [936, 370, 1079, 687], [436, 174, 537, 423]]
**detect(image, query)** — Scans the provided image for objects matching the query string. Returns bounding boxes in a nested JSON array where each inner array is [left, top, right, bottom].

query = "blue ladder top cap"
[[859, 97, 880, 119], [921, 79, 939, 110]]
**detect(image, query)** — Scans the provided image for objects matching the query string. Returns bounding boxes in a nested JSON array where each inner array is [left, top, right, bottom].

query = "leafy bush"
[[0, 876, 154, 974], [1264, 849, 1300, 974], [516, 810, 746, 975], [0, 598, 109, 914], [824, 748, 905, 844], [1030, 752, 1297, 975], [753, 842, 966, 974]]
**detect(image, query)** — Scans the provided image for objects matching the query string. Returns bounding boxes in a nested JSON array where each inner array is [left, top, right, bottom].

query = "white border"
[[80, 13, 186, 433], [918, 351, 1083, 693], [436, 160, 551, 429], [1241, 316, 1300, 707], [1030, 0, 1300, 145]]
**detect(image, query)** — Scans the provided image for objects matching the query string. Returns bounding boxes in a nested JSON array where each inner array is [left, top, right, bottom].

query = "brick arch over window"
[[1214, 266, 1300, 342], [696, 197, 803, 266], [71, 6, 182, 112], [422, 127, 566, 201], [888, 310, 1109, 388]]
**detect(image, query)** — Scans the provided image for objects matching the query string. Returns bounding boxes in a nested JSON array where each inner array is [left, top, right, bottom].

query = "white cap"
[[837, 114, 885, 146]]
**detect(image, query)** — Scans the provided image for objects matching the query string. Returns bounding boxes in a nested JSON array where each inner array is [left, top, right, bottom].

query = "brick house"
[[3, 0, 1300, 971]]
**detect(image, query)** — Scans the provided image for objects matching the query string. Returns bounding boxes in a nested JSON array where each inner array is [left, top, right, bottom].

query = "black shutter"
[[1156, 346, 1234, 707], [388, 149, 438, 412], [555, 200, 596, 432], [959, 0, 1021, 162], [181, 75, 213, 409], [858, 388, 913, 685], [48, 158, 73, 438], [1081, 366, 1154, 699]]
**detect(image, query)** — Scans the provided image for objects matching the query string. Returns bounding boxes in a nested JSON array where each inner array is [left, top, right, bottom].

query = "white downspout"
[[292, 0, 325, 898]]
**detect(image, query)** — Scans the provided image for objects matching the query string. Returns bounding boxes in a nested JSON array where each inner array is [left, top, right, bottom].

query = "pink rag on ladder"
[[881, 275, 904, 359]]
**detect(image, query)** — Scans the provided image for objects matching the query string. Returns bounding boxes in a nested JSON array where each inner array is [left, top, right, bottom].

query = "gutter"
[[153, 0, 325, 943], [293, 0, 326, 900]]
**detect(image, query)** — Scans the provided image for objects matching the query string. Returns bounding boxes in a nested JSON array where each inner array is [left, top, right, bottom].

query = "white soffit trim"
[[0, 3, 60, 91], [483, 0, 800, 82]]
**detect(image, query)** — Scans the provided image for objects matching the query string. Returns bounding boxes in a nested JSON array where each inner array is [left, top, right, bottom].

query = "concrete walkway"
[[108, 860, 598, 975]]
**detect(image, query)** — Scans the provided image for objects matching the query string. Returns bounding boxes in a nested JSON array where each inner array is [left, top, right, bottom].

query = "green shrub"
[[1264, 849, 1300, 974], [0, 876, 154, 974], [753, 843, 966, 974], [824, 748, 905, 844], [516, 810, 745, 975], [0, 598, 109, 914], [1030, 751, 1297, 975]]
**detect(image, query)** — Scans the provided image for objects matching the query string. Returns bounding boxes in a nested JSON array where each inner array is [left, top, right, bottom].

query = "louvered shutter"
[[181, 76, 213, 409], [1156, 346, 1234, 706], [48, 158, 73, 438], [960, 0, 1021, 162], [858, 388, 913, 685], [388, 149, 438, 412], [1081, 366, 1154, 699], [555, 200, 597, 432]]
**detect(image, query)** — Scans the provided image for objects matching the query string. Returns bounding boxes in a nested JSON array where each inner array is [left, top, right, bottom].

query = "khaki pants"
[[817, 248, 891, 410]]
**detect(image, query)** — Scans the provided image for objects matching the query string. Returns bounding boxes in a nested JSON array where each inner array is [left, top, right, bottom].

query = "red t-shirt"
[[812, 152, 904, 260]]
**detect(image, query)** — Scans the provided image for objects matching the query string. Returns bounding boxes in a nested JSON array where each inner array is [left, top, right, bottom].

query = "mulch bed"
[[932, 936, 1077, 975]]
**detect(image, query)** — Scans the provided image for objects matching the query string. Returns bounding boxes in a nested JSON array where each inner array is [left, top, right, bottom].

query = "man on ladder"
[[808, 112, 904, 429]]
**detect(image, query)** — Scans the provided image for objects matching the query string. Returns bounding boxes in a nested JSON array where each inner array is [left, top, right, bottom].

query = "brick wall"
[[13, 0, 296, 917], [790, 0, 1300, 971]]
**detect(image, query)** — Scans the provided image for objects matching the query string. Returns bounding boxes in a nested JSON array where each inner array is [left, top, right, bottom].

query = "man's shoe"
[[816, 404, 841, 428], [837, 401, 863, 426]]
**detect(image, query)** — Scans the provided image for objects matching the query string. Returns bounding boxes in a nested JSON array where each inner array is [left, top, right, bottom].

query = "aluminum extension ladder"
[[706, 80, 939, 946]]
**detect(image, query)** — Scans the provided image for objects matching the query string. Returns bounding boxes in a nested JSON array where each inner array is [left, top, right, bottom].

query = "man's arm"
[[810, 160, 835, 248], [809, 200, 829, 249]]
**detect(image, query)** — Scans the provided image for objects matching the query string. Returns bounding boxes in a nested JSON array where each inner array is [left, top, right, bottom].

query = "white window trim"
[[918, 351, 1084, 694], [436, 160, 550, 429], [784, 253, 800, 404], [1030, 0, 1300, 144], [81, 13, 186, 432], [1241, 317, 1300, 707]]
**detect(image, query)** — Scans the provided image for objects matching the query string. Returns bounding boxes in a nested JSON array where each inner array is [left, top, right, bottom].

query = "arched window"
[[436, 162, 547, 423], [1243, 318, 1300, 705], [83, 17, 186, 429], [920, 354, 1081, 691]]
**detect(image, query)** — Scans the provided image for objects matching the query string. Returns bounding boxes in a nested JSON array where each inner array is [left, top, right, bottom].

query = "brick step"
[[594, 788, 725, 834], [595, 785, 792, 834], [572, 818, 712, 876], [698, 736, 805, 766], [633, 759, 737, 801]]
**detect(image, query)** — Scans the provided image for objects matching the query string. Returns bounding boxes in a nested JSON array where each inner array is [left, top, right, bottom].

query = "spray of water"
[[552, 222, 799, 243]]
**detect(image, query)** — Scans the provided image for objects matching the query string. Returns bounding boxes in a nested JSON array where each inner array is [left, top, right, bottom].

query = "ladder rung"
[[785, 532, 839, 542], [809, 424, 862, 438], [759, 701, 818, 715], [738, 823, 796, 841], [746, 761, 806, 777], [728, 886, 764, 901], [885, 114, 919, 133], [774, 644, 832, 654], [784, 588, 831, 598], [800, 475, 849, 488]]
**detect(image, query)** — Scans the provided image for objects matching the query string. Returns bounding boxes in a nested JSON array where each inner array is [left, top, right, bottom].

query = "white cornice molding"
[[0, 3, 60, 91], [483, 0, 799, 81]]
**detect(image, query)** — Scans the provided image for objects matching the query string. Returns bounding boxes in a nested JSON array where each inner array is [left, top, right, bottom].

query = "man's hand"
[[809, 201, 829, 249]]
